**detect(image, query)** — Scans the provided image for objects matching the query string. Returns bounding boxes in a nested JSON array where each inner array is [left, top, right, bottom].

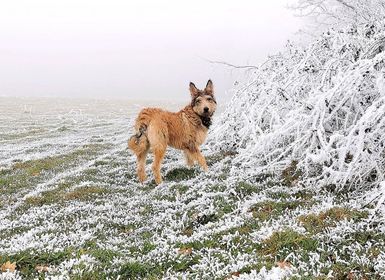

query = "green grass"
[[298, 207, 368, 233], [2, 141, 385, 279], [119, 262, 158, 279], [24, 184, 109, 208], [24, 182, 71, 207], [179, 221, 263, 254], [0, 144, 107, 195], [237, 260, 274, 275], [118, 254, 201, 279], [249, 200, 307, 221], [176, 238, 222, 251], [0, 243, 125, 278], [234, 181, 262, 197], [267, 189, 314, 201], [0, 248, 75, 277], [259, 229, 318, 260], [314, 231, 385, 279], [0, 128, 46, 141], [13, 144, 104, 176], [214, 196, 235, 217], [64, 186, 108, 201], [206, 150, 237, 166], [165, 167, 197, 181], [292, 190, 314, 200], [169, 184, 189, 194]]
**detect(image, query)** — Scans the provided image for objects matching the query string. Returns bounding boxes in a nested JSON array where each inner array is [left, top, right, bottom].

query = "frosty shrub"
[[209, 21, 385, 192], [292, 0, 385, 31]]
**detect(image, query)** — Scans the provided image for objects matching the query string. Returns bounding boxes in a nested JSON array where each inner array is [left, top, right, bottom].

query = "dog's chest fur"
[[191, 123, 208, 146], [180, 110, 208, 147]]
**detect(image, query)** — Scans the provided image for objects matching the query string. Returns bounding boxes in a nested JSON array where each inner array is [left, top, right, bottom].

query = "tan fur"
[[128, 80, 217, 185]]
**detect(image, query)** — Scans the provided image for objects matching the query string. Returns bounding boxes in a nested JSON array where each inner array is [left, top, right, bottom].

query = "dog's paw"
[[155, 176, 163, 185], [138, 173, 147, 182]]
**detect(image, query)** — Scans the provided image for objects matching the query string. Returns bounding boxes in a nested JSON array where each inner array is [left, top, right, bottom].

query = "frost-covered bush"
[[209, 22, 385, 191], [292, 0, 385, 30]]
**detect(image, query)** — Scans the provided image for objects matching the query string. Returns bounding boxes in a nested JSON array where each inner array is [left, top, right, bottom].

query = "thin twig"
[[202, 58, 258, 70]]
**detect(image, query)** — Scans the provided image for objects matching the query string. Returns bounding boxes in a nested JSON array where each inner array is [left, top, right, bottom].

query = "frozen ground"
[[0, 97, 384, 279]]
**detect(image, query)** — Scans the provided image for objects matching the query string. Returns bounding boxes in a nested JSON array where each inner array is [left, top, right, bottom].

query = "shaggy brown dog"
[[128, 80, 217, 185]]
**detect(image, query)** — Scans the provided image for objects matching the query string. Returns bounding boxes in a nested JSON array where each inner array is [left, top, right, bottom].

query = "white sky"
[[0, 0, 301, 101]]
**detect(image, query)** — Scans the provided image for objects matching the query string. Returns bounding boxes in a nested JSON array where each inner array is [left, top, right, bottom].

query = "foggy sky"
[[0, 0, 301, 101]]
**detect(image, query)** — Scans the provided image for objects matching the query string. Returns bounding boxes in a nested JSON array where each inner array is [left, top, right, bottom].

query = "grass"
[[12, 144, 104, 176], [313, 231, 385, 279], [298, 207, 368, 233], [169, 184, 189, 194], [119, 254, 202, 279], [3, 151, 383, 279], [107, 222, 136, 234], [0, 248, 75, 277], [3, 166, 385, 279], [249, 200, 308, 221], [0, 243, 124, 278], [259, 229, 318, 260], [0, 144, 107, 195], [119, 262, 157, 279], [205, 150, 237, 166], [24, 182, 71, 207], [0, 128, 46, 141], [214, 196, 235, 216], [281, 160, 302, 186], [181, 212, 218, 237], [237, 260, 274, 275], [64, 186, 107, 201], [176, 238, 222, 251], [234, 181, 263, 197], [2, 109, 385, 279], [24, 184, 109, 207], [165, 167, 197, 181]]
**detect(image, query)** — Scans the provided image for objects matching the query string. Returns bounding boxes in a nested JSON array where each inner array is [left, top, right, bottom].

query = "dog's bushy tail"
[[128, 125, 149, 155], [128, 108, 157, 155]]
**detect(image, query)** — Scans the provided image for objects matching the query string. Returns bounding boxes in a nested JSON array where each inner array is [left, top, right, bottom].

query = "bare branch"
[[203, 58, 258, 70]]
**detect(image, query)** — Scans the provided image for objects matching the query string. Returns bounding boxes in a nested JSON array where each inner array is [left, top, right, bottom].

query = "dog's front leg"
[[194, 149, 208, 172], [183, 150, 195, 167]]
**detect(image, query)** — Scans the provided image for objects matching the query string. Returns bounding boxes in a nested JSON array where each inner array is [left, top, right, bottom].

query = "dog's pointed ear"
[[205, 80, 213, 95], [189, 82, 199, 98]]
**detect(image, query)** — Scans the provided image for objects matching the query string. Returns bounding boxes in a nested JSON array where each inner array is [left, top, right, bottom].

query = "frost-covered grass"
[[1, 97, 384, 279]]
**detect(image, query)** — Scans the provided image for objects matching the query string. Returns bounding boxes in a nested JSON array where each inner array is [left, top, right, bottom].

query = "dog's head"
[[189, 80, 217, 117]]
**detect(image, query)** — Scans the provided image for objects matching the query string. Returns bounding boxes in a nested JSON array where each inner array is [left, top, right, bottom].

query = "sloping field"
[[0, 97, 384, 279]]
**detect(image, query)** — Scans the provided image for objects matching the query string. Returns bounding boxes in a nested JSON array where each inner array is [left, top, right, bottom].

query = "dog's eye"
[[196, 100, 201, 103]]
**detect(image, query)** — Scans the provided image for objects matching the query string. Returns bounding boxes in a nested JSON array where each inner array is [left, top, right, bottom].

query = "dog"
[[128, 80, 217, 185]]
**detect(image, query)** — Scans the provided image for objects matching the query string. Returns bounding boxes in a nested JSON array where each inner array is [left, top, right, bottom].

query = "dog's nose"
[[204, 107, 209, 113]]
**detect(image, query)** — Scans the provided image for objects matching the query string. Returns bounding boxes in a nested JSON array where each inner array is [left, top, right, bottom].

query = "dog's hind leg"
[[152, 147, 166, 184], [147, 122, 168, 185], [128, 132, 150, 183], [136, 147, 149, 182]]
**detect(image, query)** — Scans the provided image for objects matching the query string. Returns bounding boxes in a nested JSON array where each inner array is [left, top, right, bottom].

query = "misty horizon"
[[0, 0, 302, 101]]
